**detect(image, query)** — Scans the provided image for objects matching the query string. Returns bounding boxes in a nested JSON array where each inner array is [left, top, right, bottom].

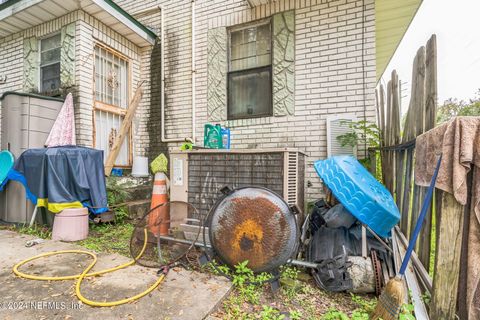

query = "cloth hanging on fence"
[[415, 116, 480, 320]]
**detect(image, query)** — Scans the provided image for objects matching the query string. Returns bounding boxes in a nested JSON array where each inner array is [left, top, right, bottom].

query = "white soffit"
[[0, 0, 156, 46]]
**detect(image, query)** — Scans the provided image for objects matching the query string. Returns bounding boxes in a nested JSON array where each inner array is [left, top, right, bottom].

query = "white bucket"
[[131, 156, 149, 177]]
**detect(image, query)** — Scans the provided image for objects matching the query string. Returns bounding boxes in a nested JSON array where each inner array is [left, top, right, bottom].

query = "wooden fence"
[[374, 34, 468, 319]]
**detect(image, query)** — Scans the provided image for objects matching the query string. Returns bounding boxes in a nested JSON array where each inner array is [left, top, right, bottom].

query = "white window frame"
[[227, 19, 273, 120], [93, 43, 132, 167], [38, 32, 61, 94]]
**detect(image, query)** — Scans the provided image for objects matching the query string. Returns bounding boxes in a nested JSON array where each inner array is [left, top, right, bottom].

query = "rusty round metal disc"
[[209, 187, 299, 273]]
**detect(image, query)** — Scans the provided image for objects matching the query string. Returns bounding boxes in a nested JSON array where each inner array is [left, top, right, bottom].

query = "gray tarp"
[[13, 146, 108, 214]]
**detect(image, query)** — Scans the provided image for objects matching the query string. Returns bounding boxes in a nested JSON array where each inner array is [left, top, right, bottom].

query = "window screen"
[[40, 34, 61, 93], [228, 21, 272, 120]]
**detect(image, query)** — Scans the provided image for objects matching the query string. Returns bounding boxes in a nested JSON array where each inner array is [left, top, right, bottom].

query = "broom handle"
[[399, 154, 442, 276]]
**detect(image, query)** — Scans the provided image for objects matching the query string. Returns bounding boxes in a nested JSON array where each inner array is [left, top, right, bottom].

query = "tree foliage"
[[336, 120, 381, 149], [437, 89, 480, 124]]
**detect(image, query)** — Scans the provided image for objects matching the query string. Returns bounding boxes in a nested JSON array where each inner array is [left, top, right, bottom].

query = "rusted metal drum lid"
[[209, 187, 299, 273]]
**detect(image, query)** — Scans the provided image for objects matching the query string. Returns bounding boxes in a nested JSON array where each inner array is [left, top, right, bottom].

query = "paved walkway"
[[0, 230, 231, 320]]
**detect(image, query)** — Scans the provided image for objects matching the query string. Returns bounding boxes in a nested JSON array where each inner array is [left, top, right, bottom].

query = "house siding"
[[0, 10, 152, 163], [116, 0, 377, 201], [0, 0, 376, 203]]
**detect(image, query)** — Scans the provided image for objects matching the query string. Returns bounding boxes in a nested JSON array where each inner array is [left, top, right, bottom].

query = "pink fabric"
[[45, 93, 76, 147]]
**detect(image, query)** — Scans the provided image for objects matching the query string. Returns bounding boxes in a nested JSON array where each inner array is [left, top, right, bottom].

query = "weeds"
[[260, 305, 285, 320], [106, 178, 130, 223], [77, 223, 134, 256], [210, 260, 372, 320], [14, 223, 52, 239]]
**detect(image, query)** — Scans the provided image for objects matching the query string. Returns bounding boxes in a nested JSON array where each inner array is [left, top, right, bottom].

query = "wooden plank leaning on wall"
[[104, 83, 144, 176]]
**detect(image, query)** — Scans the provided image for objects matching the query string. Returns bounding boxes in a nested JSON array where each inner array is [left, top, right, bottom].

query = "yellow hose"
[[13, 228, 166, 307]]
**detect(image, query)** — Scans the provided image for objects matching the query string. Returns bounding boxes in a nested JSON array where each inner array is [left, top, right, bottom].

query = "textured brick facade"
[[0, 10, 150, 162], [0, 0, 376, 202], [116, 0, 377, 201]]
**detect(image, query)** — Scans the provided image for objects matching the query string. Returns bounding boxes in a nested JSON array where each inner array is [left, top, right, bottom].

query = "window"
[[93, 45, 131, 166], [94, 45, 129, 108], [228, 21, 272, 120], [40, 34, 61, 93]]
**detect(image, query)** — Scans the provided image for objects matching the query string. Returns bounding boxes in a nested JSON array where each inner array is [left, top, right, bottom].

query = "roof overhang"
[[375, 0, 423, 81], [0, 0, 156, 47], [243, 0, 423, 82]]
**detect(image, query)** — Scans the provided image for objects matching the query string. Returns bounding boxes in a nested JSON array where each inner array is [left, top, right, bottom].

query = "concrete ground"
[[0, 230, 232, 320]]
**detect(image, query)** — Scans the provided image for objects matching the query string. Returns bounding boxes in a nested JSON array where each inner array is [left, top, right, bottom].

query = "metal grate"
[[187, 152, 284, 221], [326, 115, 357, 157], [286, 151, 298, 206]]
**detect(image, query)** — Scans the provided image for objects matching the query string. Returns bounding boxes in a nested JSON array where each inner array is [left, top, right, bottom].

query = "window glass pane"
[[40, 48, 61, 66], [256, 40, 270, 57], [41, 63, 60, 92], [245, 28, 256, 42], [231, 30, 243, 46], [229, 22, 271, 72], [41, 34, 61, 52], [39, 34, 61, 92], [95, 110, 129, 166], [228, 21, 272, 119], [257, 54, 270, 67], [257, 24, 270, 42], [228, 68, 271, 119]]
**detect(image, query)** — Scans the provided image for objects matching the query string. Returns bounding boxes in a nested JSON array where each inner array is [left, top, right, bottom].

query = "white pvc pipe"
[[191, 0, 196, 143], [160, 2, 196, 143]]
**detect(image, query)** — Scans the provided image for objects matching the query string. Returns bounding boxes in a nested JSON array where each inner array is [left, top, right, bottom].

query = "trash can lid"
[[0, 150, 14, 185], [314, 156, 400, 238]]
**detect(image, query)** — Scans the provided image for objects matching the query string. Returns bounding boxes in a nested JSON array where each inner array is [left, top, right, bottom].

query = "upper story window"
[[40, 34, 61, 93], [94, 45, 129, 108], [228, 20, 272, 120]]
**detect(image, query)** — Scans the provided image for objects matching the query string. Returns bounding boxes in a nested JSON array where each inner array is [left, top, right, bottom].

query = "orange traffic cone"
[[148, 172, 169, 236]]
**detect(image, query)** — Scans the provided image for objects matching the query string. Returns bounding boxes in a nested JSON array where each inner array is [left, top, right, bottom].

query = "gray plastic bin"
[[0, 92, 63, 223]]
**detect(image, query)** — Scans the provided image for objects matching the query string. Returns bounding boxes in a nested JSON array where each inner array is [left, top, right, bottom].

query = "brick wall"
[[0, 0, 376, 203], [74, 11, 144, 151], [115, 0, 376, 202], [0, 10, 151, 163], [0, 35, 23, 137], [0, 11, 79, 147]]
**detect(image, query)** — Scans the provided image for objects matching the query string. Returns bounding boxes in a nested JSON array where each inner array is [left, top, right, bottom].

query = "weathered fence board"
[[430, 191, 464, 319], [409, 47, 427, 247], [418, 35, 438, 270], [376, 34, 467, 319]]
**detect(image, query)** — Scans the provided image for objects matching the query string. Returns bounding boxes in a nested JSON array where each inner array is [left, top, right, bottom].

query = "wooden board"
[[430, 191, 464, 319], [104, 85, 144, 176], [400, 149, 413, 237], [417, 34, 438, 271]]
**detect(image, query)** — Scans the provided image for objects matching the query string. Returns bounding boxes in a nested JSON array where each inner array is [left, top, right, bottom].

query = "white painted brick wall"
[[0, 0, 376, 202], [0, 10, 150, 164], [116, 0, 377, 202]]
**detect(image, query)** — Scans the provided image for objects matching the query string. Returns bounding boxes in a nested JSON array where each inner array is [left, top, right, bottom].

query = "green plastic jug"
[[204, 124, 223, 149]]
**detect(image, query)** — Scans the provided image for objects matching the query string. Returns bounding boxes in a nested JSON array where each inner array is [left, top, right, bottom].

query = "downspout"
[[191, 0, 196, 143], [159, 1, 196, 143]]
